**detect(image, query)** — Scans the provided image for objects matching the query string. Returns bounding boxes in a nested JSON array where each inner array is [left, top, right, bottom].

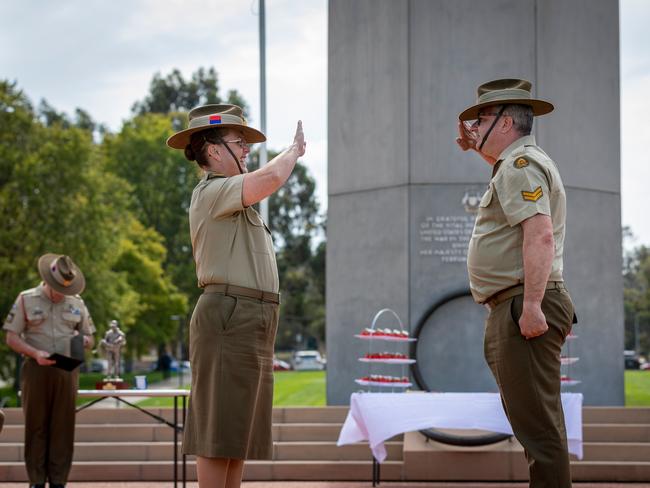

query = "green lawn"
[[624, 370, 650, 406], [77, 370, 172, 390], [272, 370, 326, 406], [3, 369, 648, 408], [75, 371, 179, 406], [137, 370, 326, 407], [0, 371, 180, 407]]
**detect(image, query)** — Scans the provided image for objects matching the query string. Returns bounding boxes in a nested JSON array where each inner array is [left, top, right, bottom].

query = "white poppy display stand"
[[354, 309, 417, 390]]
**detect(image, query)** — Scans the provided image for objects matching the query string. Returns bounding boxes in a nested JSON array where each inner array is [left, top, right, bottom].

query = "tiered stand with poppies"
[[355, 308, 417, 391], [561, 332, 580, 387]]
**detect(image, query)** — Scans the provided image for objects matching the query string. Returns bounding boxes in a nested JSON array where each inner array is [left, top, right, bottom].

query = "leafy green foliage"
[[103, 112, 202, 310], [270, 163, 325, 350], [129, 69, 326, 352], [0, 81, 186, 382], [132, 67, 248, 120], [112, 218, 188, 356], [0, 66, 326, 384], [623, 232, 650, 355]]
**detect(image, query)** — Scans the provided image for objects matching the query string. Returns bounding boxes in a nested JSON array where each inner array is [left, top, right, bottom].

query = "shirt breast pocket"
[[25, 309, 47, 327], [244, 207, 272, 254], [23, 297, 47, 327], [62, 311, 82, 330], [479, 185, 494, 208], [474, 184, 499, 233]]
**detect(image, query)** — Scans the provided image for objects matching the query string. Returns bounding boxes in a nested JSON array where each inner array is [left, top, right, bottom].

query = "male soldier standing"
[[3, 254, 95, 488], [456, 79, 576, 487]]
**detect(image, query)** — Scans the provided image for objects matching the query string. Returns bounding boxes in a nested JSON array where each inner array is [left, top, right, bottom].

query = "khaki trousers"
[[484, 288, 575, 488], [21, 358, 79, 484]]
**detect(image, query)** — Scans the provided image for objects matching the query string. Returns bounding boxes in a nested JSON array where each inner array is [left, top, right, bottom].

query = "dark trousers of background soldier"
[[21, 359, 79, 485]]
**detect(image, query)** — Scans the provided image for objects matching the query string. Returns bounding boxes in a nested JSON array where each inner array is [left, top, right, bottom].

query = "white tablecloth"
[[337, 392, 583, 462]]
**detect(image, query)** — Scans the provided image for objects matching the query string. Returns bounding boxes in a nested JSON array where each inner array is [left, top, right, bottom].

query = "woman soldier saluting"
[[167, 104, 305, 488]]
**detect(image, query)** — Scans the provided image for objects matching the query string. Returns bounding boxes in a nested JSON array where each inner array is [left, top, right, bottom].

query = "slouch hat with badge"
[[166, 104, 266, 150], [38, 254, 85, 296], [459, 78, 554, 121]]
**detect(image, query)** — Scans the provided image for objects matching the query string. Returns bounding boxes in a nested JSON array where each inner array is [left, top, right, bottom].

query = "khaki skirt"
[[182, 291, 279, 459]]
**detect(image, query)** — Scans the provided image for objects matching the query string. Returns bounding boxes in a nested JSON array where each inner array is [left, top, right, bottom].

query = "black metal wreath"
[[409, 287, 512, 446]]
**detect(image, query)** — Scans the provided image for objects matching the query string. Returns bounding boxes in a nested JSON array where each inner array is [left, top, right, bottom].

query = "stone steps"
[[570, 461, 650, 481], [8, 422, 646, 444], [0, 441, 404, 462], [1, 406, 649, 482], [0, 460, 405, 482], [1, 406, 351, 424], [582, 407, 650, 423], [1, 423, 359, 443]]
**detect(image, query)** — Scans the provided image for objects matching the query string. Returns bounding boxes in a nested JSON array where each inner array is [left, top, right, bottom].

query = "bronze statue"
[[100, 320, 126, 380]]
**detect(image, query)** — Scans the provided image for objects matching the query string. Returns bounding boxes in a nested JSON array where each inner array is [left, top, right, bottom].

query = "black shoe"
[[29, 484, 45, 488], [49, 484, 65, 488]]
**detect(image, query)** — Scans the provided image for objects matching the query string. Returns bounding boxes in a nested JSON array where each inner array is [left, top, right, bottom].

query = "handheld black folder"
[[48, 353, 83, 372]]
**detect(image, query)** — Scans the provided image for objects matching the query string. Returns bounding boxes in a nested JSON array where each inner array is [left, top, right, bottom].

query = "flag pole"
[[258, 0, 269, 223]]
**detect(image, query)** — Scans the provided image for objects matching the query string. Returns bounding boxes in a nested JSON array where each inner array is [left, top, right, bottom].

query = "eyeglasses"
[[474, 112, 501, 127], [222, 138, 249, 150]]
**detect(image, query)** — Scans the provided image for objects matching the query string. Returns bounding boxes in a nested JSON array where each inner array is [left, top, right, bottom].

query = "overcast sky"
[[2, 0, 648, 247]]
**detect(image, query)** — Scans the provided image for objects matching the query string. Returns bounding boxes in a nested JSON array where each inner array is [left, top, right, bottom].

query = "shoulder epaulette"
[[20, 287, 41, 298]]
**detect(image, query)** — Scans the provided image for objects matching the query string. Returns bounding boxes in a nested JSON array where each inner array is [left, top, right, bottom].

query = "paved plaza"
[[2, 483, 649, 488]]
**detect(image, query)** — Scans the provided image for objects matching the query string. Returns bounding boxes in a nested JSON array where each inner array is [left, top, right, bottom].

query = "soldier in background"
[[3, 254, 95, 488]]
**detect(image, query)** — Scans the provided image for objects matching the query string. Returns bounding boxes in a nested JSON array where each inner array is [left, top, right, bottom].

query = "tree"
[[123, 67, 326, 351], [38, 99, 70, 128], [103, 112, 201, 303], [247, 153, 325, 350], [0, 80, 34, 190], [623, 234, 650, 356], [0, 81, 187, 381], [132, 67, 248, 119], [112, 218, 188, 357]]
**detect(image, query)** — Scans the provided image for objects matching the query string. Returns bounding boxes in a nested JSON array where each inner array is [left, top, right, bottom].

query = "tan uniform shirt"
[[2, 283, 95, 356], [467, 135, 566, 303], [189, 172, 279, 293]]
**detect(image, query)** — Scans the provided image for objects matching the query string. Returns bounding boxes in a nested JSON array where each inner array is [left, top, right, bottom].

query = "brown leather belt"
[[484, 281, 565, 311], [203, 283, 280, 304]]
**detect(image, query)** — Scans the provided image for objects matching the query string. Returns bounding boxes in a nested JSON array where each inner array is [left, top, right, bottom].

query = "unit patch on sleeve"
[[514, 157, 529, 169], [521, 186, 543, 202]]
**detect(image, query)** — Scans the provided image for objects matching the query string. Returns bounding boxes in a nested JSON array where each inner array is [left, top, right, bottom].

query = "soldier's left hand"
[[518, 303, 549, 339]]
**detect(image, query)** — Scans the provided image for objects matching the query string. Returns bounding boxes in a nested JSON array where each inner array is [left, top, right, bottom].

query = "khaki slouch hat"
[[166, 104, 266, 149], [459, 78, 554, 121], [38, 253, 85, 295]]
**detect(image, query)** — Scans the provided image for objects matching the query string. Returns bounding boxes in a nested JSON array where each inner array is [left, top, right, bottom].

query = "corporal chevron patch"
[[521, 186, 543, 202]]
